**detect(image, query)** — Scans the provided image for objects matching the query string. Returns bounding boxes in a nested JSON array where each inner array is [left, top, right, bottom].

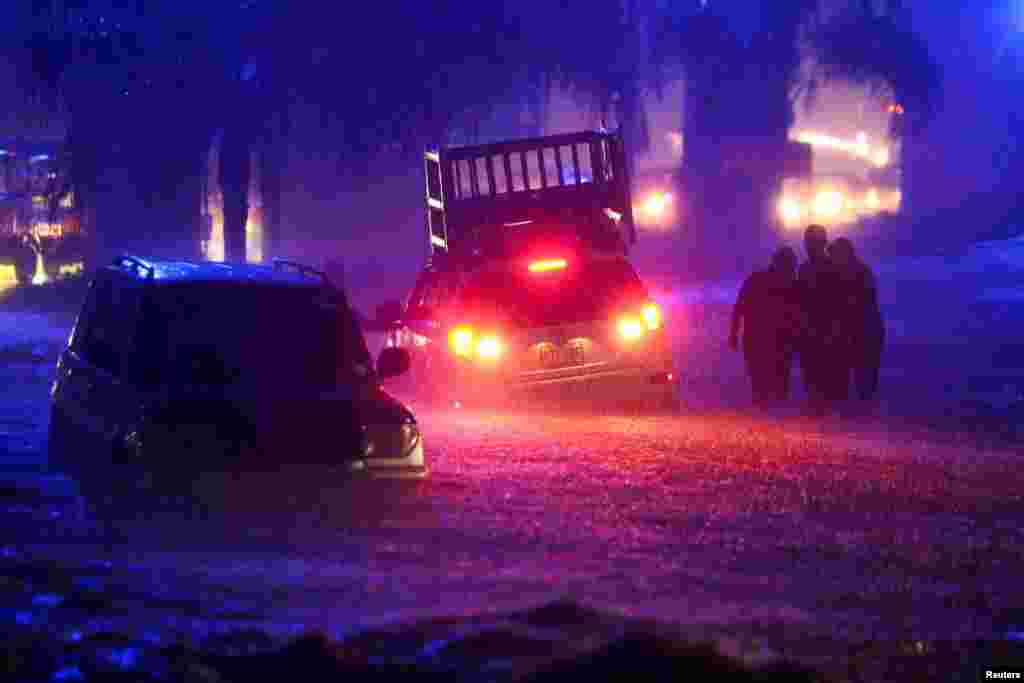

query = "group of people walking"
[[729, 224, 885, 415]]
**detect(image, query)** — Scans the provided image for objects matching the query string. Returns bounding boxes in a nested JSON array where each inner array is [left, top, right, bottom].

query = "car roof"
[[104, 257, 327, 288]]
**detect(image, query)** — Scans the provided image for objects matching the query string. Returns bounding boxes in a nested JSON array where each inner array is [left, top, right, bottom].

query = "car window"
[[78, 275, 143, 377], [138, 283, 371, 391], [405, 272, 431, 315], [68, 280, 97, 353]]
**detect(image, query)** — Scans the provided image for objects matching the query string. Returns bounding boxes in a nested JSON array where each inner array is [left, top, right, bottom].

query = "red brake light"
[[642, 303, 662, 330], [618, 317, 644, 340], [617, 302, 662, 341], [449, 326, 474, 356], [449, 326, 504, 361], [475, 335, 503, 359], [528, 258, 567, 273]]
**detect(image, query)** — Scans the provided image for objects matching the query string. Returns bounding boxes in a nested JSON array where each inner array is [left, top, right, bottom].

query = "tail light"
[[449, 326, 474, 356], [641, 303, 662, 330], [617, 302, 662, 341], [528, 258, 567, 273], [476, 335, 503, 359], [449, 325, 504, 360], [618, 317, 644, 341]]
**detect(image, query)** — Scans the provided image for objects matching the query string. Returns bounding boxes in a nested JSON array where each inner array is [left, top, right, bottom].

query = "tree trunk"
[[895, 103, 929, 227], [616, 78, 646, 189], [682, 66, 735, 281], [66, 121, 102, 271], [137, 126, 209, 261], [171, 147, 207, 261], [258, 134, 284, 262], [2, 156, 14, 195], [525, 71, 548, 138], [219, 124, 252, 263], [681, 73, 704, 251], [898, 134, 914, 221], [78, 97, 159, 269]]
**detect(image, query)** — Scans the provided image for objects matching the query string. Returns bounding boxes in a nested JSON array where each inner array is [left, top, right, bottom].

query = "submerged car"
[[48, 255, 426, 503]]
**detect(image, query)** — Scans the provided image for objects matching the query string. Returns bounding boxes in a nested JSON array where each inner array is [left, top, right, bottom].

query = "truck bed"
[[425, 130, 636, 258]]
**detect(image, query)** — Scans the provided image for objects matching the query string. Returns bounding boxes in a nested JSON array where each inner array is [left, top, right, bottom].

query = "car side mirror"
[[377, 346, 411, 379], [375, 300, 403, 327]]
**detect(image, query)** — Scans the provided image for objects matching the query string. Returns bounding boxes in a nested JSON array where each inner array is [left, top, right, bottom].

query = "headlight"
[[778, 196, 803, 224], [813, 190, 844, 219], [638, 191, 671, 221]]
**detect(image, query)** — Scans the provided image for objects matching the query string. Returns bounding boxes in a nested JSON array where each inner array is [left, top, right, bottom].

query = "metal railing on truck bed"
[[424, 129, 636, 259]]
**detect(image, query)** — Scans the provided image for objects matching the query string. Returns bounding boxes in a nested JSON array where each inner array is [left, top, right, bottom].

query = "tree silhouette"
[[652, 2, 758, 278], [807, 0, 941, 218], [6, 2, 240, 264], [649, 0, 939, 277], [6, 1, 667, 263]]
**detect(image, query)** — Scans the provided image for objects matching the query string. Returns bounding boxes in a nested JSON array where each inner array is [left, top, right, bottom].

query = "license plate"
[[539, 343, 585, 368]]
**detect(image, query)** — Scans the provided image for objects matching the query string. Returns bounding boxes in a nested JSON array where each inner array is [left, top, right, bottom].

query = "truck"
[[423, 128, 637, 261], [386, 128, 678, 411]]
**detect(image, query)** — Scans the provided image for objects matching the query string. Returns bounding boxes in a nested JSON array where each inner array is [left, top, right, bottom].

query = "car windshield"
[[138, 283, 373, 391], [459, 257, 648, 328]]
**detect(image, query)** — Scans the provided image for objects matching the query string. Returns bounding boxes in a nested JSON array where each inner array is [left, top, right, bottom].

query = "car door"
[[404, 269, 444, 344], [53, 277, 101, 448], [431, 268, 461, 326], [73, 273, 147, 462]]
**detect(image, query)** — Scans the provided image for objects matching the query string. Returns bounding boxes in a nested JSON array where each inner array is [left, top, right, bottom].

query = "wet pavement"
[[4, 400, 1024, 677]]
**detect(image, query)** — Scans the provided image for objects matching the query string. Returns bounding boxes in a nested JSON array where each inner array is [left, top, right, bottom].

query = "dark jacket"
[[797, 256, 843, 346], [835, 261, 884, 350], [731, 269, 805, 355]]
